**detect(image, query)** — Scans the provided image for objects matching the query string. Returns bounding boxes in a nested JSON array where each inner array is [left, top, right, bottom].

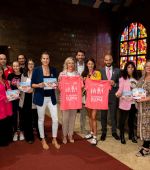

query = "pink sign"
[[59, 76, 83, 110], [85, 79, 111, 110]]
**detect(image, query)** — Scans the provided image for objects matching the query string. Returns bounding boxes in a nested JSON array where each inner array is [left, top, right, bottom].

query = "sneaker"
[[85, 133, 93, 140], [13, 133, 18, 141], [19, 132, 25, 141], [90, 138, 97, 145]]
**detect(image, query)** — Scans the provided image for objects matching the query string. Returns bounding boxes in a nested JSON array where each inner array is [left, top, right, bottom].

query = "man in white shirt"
[[76, 50, 86, 133]]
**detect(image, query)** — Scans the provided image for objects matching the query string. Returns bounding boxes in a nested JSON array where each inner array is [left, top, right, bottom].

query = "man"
[[100, 54, 120, 141], [76, 50, 86, 133], [17, 54, 27, 73]]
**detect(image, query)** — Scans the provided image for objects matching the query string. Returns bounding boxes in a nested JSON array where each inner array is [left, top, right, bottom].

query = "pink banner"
[[59, 76, 83, 110], [85, 79, 111, 110]]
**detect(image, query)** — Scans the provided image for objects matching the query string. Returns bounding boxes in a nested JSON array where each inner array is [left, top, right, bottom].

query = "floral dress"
[[136, 78, 150, 141]]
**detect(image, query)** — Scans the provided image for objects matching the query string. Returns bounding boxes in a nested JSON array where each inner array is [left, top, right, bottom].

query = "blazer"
[[100, 67, 121, 94], [31, 66, 57, 106]]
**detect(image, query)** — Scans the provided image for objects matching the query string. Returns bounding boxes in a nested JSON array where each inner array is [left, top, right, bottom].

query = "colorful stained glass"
[[129, 23, 137, 40], [129, 41, 137, 55], [128, 56, 137, 66], [121, 27, 128, 41], [120, 42, 128, 55], [137, 56, 146, 70], [120, 57, 127, 70], [138, 23, 147, 38], [138, 39, 147, 54]]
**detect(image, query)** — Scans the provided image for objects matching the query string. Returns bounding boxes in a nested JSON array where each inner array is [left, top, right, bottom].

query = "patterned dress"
[[136, 78, 150, 141]]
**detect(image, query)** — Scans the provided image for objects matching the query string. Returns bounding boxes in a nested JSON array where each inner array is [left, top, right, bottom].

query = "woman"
[[31, 52, 60, 150], [19, 59, 39, 144], [136, 60, 150, 156], [0, 66, 13, 146], [116, 61, 138, 144], [7, 61, 24, 141], [59, 57, 83, 144], [0, 54, 13, 79], [82, 58, 101, 145]]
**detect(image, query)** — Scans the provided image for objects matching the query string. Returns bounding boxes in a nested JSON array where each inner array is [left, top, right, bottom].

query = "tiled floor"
[[54, 109, 150, 170]]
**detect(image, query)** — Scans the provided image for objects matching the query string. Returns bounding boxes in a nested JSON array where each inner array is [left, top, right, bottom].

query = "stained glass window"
[[120, 22, 147, 70]]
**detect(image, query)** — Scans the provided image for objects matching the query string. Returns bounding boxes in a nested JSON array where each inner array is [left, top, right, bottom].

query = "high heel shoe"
[[62, 137, 67, 144], [41, 139, 49, 150], [69, 136, 74, 143], [52, 139, 60, 149]]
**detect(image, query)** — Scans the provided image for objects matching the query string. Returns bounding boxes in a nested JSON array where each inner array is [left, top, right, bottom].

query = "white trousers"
[[36, 97, 58, 138]]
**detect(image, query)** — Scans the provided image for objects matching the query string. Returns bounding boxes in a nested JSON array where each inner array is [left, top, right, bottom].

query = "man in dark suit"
[[100, 54, 120, 141]]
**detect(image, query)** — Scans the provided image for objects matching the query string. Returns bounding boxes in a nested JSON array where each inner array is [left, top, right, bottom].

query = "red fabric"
[[4, 65, 13, 79], [59, 75, 83, 110], [85, 79, 111, 110]]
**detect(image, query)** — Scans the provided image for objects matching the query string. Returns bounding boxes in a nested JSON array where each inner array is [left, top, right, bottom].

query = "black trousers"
[[22, 93, 34, 141], [119, 104, 137, 135], [0, 116, 13, 146], [143, 141, 150, 149], [12, 99, 23, 132]]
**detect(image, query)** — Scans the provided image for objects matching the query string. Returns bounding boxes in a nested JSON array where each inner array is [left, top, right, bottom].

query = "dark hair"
[[41, 51, 50, 58], [23, 59, 34, 77], [122, 61, 138, 80], [82, 57, 96, 77], [0, 66, 6, 80], [76, 50, 85, 55]]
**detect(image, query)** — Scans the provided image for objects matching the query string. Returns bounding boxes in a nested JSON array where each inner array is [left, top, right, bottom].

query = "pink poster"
[[59, 76, 83, 110], [85, 79, 111, 110]]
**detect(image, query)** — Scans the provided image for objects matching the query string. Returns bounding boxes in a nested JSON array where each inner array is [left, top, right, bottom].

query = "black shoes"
[[100, 133, 106, 141], [120, 133, 126, 144], [112, 133, 120, 140], [129, 136, 137, 143]]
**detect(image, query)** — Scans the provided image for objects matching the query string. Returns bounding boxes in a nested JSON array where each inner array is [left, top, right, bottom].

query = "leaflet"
[[6, 90, 20, 101], [43, 78, 57, 90]]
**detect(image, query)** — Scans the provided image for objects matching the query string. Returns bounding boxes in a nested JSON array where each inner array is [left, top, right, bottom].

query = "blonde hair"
[[63, 57, 76, 71], [142, 59, 150, 77]]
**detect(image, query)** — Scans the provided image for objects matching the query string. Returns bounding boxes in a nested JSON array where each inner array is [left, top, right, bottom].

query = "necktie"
[[107, 68, 111, 80]]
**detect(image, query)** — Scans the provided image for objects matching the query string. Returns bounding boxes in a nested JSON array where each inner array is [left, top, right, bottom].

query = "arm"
[[115, 77, 124, 97]]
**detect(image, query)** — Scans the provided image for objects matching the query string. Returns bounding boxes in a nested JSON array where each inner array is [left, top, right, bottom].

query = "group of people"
[[0, 50, 150, 157]]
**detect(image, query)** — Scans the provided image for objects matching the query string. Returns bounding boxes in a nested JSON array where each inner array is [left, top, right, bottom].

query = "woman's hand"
[[115, 92, 121, 98], [38, 82, 45, 88]]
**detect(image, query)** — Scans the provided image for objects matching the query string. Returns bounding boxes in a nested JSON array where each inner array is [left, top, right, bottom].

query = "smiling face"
[[0, 54, 7, 66], [67, 59, 75, 72], [127, 64, 135, 76], [18, 55, 26, 65], [76, 52, 85, 63], [28, 60, 34, 71], [41, 54, 50, 66], [104, 55, 113, 67], [87, 60, 95, 71], [145, 61, 150, 74], [12, 61, 20, 73]]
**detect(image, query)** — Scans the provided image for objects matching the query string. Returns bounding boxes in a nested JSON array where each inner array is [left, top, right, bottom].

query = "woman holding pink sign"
[[59, 57, 83, 144], [136, 60, 150, 157], [82, 58, 101, 145]]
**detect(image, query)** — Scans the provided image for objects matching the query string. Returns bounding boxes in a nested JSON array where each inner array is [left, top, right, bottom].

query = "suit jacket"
[[31, 66, 57, 106], [100, 66, 121, 95]]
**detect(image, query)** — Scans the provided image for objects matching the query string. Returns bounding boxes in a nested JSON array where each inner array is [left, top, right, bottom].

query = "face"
[[67, 60, 75, 71], [104, 55, 113, 67], [145, 62, 150, 74], [13, 62, 20, 73], [127, 64, 134, 76], [28, 61, 34, 71], [87, 60, 94, 71], [18, 55, 26, 65], [76, 52, 85, 62], [0, 54, 7, 66], [41, 54, 50, 66]]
